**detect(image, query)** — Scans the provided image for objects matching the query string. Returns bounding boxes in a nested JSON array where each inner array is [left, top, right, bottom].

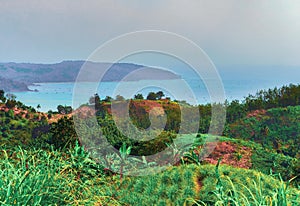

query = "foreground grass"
[[110, 164, 299, 205], [0, 145, 299, 205], [0, 145, 116, 205]]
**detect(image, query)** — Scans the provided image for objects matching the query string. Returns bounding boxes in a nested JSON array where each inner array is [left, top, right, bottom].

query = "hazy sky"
[[1, 0, 300, 66]]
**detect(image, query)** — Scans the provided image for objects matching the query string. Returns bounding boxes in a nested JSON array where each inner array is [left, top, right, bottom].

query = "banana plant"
[[119, 142, 131, 181], [182, 150, 201, 165], [119, 142, 131, 161]]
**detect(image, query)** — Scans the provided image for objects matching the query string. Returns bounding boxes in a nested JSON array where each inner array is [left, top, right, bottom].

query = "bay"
[[12, 78, 298, 112]]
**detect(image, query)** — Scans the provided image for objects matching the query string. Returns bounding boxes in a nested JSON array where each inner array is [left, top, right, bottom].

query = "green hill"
[[0, 86, 299, 205]]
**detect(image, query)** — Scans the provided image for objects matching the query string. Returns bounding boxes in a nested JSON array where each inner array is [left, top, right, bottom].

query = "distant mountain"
[[0, 77, 30, 92], [0, 61, 180, 83], [0, 61, 180, 91]]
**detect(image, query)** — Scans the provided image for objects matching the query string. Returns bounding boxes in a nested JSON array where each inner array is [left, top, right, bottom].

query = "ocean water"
[[11, 77, 298, 112]]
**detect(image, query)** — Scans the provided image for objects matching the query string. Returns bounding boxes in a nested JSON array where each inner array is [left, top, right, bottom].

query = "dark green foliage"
[[96, 115, 176, 156], [32, 124, 50, 139], [134, 93, 144, 100], [47, 112, 52, 119], [244, 84, 300, 111], [5, 99, 17, 109], [226, 100, 247, 124], [198, 104, 212, 133], [156, 91, 165, 100], [0, 106, 45, 146], [136, 131, 176, 156], [104, 96, 113, 102], [6, 93, 16, 101], [57, 105, 72, 114], [48, 117, 77, 149], [146, 92, 158, 100], [163, 103, 181, 132], [0, 89, 5, 102]]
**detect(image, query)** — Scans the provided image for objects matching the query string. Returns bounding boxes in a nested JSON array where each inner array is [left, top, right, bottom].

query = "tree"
[[0, 90, 6, 103], [115, 94, 125, 101], [37, 104, 41, 111], [57, 105, 65, 114], [47, 113, 52, 119], [156, 91, 165, 100], [226, 100, 246, 123], [6, 99, 17, 109], [65, 106, 73, 114], [57, 105, 72, 114], [7, 109, 14, 119], [89, 93, 100, 105], [49, 117, 78, 149], [134, 93, 144, 100], [147, 92, 157, 100], [89, 93, 102, 110], [104, 96, 112, 102], [6, 93, 16, 101]]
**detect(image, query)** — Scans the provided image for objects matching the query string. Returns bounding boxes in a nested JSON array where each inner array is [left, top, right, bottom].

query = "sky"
[[0, 0, 300, 68]]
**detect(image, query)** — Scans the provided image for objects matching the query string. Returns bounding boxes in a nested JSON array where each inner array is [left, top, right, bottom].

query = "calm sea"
[[12, 77, 298, 112]]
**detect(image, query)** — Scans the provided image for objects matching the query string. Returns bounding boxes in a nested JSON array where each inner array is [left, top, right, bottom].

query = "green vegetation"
[[181, 134, 300, 185], [225, 106, 300, 158], [0, 147, 298, 205], [0, 144, 106, 205], [0, 84, 299, 205], [57, 105, 72, 114]]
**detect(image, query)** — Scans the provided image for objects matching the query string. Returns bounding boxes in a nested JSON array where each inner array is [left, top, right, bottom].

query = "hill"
[[0, 76, 30, 92]]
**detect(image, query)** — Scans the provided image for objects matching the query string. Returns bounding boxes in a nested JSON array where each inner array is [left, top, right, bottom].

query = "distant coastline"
[[0, 61, 180, 92]]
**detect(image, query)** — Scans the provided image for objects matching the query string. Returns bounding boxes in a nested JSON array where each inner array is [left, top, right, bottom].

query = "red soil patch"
[[72, 106, 96, 119], [105, 100, 178, 118], [131, 100, 163, 112], [0, 104, 70, 123], [0, 104, 37, 119], [246, 109, 267, 120], [201, 141, 252, 169], [48, 113, 72, 123]]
